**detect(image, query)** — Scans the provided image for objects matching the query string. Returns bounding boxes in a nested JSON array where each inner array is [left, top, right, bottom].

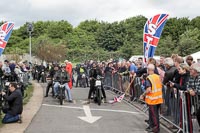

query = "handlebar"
[[90, 76, 104, 81], [53, 80, 69, 83]]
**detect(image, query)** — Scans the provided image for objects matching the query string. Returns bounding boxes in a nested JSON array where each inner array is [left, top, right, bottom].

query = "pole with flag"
[[143, 14, 169, 62], [0, 22, 14, 56], [109, 75, 135, 104]]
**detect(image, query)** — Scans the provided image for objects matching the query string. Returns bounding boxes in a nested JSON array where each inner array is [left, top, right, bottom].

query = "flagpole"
[[124, 75, 135, 95], [29, 31, 32, 63], [27, 23, 33, 63]]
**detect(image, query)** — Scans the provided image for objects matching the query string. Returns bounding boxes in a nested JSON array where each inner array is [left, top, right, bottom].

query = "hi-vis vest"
[[145, 74, 163, 105], [80, 68, 84, 73]]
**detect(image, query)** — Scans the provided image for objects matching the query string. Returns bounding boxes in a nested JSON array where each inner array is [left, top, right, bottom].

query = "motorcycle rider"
[[75, 64, 87, 87], [53, 64, 73, 102], [44, 64, 58, 97], [87, 62, 106, 103], [37, 63, 46, 83]]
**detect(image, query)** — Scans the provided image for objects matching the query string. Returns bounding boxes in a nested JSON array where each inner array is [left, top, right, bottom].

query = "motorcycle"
[[93, 76, 104, 106], [79, 73, 87, 88], [54, 81, 66, 105], [58, 82, 66, 105], [41, 70, 46, 83]]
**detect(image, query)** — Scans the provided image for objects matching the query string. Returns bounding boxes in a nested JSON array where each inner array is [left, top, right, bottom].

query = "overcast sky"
[[0, 0, 199, 28]]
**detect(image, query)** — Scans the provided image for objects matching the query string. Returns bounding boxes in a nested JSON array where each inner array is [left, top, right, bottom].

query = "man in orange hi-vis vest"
[[140, 64, 163, 133], [65, 60, 73, 89]]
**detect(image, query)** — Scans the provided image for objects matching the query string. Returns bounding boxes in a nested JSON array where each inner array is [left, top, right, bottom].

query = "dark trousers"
[[2, 113, 20, 123], [196, 107, 200, 127], [76, 75, 81, 87], [45, 81, 54, 96], [148, 104, 160, 132], [86, 77, 89, 87], [88, 81, 106, 99]]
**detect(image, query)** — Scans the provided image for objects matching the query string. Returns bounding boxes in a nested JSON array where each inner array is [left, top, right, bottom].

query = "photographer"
[[1, 82, 23, 123]]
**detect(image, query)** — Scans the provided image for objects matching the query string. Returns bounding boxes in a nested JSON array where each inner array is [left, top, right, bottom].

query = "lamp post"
[[27, 23, 33, 63]]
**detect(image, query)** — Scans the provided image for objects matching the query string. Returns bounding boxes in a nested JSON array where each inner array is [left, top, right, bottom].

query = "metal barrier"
[[104, 72, 199, 133], [18, 72, 30, 86]]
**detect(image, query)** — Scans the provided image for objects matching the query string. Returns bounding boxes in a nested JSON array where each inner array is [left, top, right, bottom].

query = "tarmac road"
[[25, 83, 171, 133]]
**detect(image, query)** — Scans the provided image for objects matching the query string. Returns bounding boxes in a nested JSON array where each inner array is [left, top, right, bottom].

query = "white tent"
[[190, 51, 200, 63], [129, 55, 160, 62]]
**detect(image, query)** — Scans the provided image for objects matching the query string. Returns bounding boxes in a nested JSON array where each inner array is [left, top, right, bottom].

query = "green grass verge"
[[23, 85, 33, 105], [0, 84, 34, 127]]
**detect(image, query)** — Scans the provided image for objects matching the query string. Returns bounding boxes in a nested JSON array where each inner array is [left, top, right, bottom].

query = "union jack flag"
[[0, 22, 14, 56], [109, 93, 125, 104], [143, 14, 169, 62]]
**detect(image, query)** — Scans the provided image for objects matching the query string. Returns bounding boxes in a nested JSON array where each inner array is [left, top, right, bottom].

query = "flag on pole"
[[143, 14, 169, 62], [0, 22, 15, 56], [109, 93, 125, 104], [109, 76, 135, 104]]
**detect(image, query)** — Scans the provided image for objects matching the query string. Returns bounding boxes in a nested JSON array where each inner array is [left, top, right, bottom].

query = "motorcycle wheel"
[[97, 87, 101, 106], [59, 88, 63, 105]]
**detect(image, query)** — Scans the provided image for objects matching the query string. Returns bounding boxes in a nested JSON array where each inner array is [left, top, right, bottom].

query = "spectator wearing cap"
[[187, 63, 200, 131]]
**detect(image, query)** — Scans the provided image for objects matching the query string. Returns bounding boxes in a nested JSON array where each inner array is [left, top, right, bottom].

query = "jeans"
[[2, 113, 20, 123], [54, 82, 72, 101]]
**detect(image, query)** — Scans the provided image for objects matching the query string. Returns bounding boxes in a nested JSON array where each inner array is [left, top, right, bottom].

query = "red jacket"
[[66, 63, 73, 89]]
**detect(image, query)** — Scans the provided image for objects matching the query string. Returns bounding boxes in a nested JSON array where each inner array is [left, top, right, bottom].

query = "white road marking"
[[42, 104, 143, 115], [78, 105, 102, 124]]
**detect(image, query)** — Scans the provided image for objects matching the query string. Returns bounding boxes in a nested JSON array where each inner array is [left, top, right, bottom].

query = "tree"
[[47, 20, 73, 39], [32, 21, 50, 38], [156, 36, 177, 56], [35, 43, 67, 62], [178, 28, 200, 56], [96, 22, 124, 51]]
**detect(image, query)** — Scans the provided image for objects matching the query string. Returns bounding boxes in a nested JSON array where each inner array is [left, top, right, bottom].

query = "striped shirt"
[[187, 75, 200, 94]]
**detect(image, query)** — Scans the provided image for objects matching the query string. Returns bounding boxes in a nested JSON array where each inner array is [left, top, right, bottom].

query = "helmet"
[[92, 62, 97, 67], [61, 64, 66, 68]]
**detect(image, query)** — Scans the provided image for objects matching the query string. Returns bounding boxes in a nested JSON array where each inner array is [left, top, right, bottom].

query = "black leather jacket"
[[54, 70, 70, 84], [89, 67, 102, 81], [3, 89, 23, 115]]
